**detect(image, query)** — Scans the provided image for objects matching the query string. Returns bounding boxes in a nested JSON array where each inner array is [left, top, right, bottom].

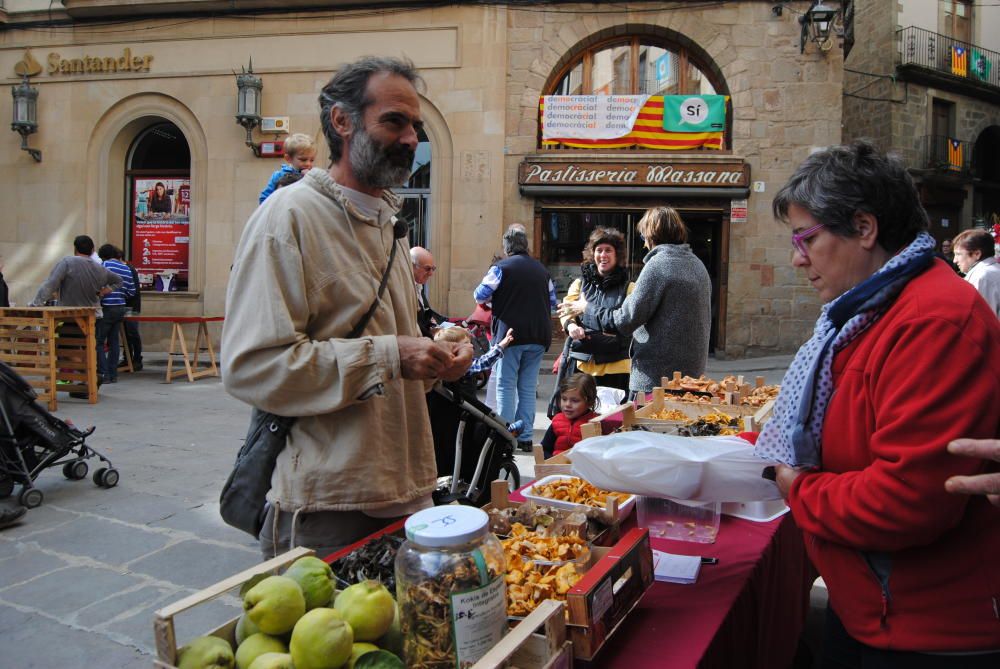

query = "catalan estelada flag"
[[947, 138, 963, 170], [540, 96, 725, 150], [952, 46, 968, 76]]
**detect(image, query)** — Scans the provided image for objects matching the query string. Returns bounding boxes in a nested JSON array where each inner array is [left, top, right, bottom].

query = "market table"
[[124, 315, 223, 383], [599, 514, 813, 668], [531, 397, 814, 667], [0, 306, 99, 409], [509, 483, 814, 668]]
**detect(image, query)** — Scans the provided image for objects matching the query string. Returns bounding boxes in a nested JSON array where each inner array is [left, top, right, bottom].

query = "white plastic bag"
[[596, 385, 626, 409], [568, 432, 783, 503]]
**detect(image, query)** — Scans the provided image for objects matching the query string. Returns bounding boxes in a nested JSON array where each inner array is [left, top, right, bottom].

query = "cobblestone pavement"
[[0, 353, 792, 667]]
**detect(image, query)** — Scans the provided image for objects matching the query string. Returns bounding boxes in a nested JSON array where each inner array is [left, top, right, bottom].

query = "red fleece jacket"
[[788, 261, 1000, 652], [550, 410, 598, 454]]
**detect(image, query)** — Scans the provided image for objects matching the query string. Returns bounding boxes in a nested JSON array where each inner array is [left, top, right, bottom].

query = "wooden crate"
[[486, 480, 620, 547], [658, 373, 777, 421], [153, 546, 314, 669], [635, 387, 775, 432], [325, 497, 574, 669], [565, 527, 653, 661], [0, 307, 99, 410], [532, 445, 573, 478], [579, 401, 634, 440], [153, 541, 571, 669], [324, 485, 650, 664], [472, 599, 573, 669], [489, 482, 651, 662]]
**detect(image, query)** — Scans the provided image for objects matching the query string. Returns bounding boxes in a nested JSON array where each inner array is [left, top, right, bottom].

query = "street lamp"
[[235, 61, 262, 156], [11, 75, 41, 162], [800, 1, 839, 54]]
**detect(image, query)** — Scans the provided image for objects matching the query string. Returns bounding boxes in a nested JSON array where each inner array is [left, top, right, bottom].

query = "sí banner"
[[131, 178, 190, 291]]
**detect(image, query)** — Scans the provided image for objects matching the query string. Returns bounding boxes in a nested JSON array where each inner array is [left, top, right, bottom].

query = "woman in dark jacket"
[[557, 227, 634, 392], [560, 207, 711, 396]]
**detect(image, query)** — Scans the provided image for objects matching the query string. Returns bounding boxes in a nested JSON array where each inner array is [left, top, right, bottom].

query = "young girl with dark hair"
[[541, 373, 598, 458]]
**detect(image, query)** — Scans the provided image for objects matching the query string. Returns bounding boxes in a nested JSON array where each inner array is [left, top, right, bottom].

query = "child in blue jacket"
[[258, 133, 316, 204]]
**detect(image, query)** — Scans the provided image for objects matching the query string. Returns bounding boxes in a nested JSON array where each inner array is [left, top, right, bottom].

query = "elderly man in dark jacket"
[[561, 206, 711, 395], [475, 225, 556, 450]]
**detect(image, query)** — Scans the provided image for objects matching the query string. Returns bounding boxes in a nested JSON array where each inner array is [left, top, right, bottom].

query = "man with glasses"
[[411, 246, 445, 337]]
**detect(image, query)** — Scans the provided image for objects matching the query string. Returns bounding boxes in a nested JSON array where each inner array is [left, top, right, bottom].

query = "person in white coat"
[[952, 229, 1000, 318]]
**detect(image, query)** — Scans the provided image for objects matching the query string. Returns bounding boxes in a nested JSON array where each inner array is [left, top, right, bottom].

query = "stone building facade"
[[503, 4, 844, 356], [842, 0, 1000, 241], [1, 1, 846, 355]]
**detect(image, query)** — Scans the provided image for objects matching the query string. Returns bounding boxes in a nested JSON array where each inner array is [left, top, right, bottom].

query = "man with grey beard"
[[223, 56, 472, 559]]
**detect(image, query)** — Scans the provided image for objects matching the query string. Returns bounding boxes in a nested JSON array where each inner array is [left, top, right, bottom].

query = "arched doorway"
[[537, 29, 730, 350], [126, 121, 191, 292]]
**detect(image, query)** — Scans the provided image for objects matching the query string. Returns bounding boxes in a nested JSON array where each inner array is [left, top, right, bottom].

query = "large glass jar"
[[395, 506, 507, 669]]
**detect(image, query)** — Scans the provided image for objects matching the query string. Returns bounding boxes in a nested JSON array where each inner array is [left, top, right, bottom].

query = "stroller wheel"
[[62, 461, 89, 481], [102, 469, 120, 488], [19, 487, 43, 509], [495, 459, 521, 493], [0, 477, 13, 498], [94, 467, 119, 488]]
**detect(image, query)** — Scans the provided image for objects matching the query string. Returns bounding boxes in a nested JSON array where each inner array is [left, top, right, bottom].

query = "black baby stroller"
[[428, 382, 521, 507], [0, 361, 118, 508]]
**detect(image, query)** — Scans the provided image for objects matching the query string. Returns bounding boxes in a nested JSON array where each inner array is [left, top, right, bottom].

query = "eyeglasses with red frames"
[[791, 222, 827, 258]]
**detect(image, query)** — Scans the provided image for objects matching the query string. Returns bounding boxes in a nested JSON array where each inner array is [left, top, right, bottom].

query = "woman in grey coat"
[[559, 206, 711, 395]]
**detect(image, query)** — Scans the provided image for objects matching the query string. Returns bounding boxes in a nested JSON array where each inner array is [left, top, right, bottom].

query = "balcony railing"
[[897, 26, 999, 92], [920, 134, 971, 174]]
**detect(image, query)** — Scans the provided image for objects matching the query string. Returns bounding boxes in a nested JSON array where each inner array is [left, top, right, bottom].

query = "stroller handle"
[[433, 383, 516, 442]]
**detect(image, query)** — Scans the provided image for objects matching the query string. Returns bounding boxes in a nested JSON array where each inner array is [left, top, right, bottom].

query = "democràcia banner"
[[540, 95, 727, 150]]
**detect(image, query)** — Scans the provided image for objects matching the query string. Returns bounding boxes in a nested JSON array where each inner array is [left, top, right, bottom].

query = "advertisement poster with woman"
[[131, 178, 190, 291]]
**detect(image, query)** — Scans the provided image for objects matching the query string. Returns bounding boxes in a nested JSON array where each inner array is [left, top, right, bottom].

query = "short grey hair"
[[503, 226, 529, 256], [772, 140, 928, 254], [318, 56, 423, 163]]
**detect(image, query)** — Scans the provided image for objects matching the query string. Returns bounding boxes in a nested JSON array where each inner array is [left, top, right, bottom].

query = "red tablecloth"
[[513, 488, 814, 667], [595, 514, 813, 668]]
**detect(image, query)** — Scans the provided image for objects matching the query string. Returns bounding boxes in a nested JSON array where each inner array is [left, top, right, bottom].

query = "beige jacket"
[[222, 169, 436, 512]]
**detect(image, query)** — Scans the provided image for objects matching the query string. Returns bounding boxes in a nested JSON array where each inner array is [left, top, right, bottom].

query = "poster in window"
[[131, 178, 190, 292]]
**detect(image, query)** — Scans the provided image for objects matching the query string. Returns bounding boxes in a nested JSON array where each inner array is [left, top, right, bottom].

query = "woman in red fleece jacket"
[[758, 141, 1000, 668]]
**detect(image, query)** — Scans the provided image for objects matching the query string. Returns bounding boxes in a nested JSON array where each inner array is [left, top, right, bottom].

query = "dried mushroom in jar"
[[397, 544, 505, 669]]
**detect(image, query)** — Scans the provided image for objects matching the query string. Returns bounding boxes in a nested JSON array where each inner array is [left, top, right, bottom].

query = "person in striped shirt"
[[97, 244, 136, 384]]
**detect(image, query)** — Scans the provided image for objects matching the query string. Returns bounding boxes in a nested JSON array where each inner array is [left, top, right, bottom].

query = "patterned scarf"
[[755, 232, 936, 467]]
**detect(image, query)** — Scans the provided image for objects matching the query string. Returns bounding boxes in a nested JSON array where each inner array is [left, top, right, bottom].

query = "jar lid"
[[404, 506, 490, 547]]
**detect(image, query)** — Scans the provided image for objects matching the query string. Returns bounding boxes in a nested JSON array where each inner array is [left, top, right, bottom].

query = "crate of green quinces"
[[153, 546, 406, 669]]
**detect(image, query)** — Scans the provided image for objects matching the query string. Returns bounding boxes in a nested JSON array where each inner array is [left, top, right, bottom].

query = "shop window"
[[550, 38, 718, 99], [126, 122, 191, 292], [397, 126, 432, 249]]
